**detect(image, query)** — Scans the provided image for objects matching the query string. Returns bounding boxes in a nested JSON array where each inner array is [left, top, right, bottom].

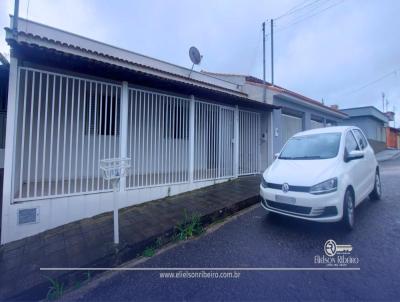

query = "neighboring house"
[[202, 72, 347, 154], [386, 127, 400, 149], [340, 106, 389, 153], [1, 17, 279, 244]]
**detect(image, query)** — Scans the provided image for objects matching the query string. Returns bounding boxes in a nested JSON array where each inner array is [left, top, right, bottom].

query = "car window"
[[279, 133, 341, 160], [345, 131, 359, 154], [352, 129, 368, 150]]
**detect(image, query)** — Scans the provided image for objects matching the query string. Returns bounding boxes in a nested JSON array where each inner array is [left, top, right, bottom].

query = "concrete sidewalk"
[[375, 149, 400, 162], [0, 175, 261, 301]]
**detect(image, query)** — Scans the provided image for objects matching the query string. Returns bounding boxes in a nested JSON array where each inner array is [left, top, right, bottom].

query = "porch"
[[11, 67, 264, 202]]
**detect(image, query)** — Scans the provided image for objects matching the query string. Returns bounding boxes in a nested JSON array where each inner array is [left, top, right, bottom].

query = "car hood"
[[263, 158, 339, 186]]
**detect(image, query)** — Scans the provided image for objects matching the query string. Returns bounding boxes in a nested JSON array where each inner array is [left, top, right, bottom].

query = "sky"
[[0, 0, 399, 126]]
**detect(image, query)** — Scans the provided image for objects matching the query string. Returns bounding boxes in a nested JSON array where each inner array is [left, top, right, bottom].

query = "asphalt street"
[[65, 156, 400, 301]]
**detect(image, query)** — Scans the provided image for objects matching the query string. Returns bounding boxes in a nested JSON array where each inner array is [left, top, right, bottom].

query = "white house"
[[1, 17, 278, 244]]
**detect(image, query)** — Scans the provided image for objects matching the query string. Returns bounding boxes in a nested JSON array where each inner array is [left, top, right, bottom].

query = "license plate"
[[275, 195, 296, 205]]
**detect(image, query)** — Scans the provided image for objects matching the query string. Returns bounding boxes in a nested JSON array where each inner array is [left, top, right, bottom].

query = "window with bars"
[[163, 101, 189, 139], [86, 85, 120, 136]]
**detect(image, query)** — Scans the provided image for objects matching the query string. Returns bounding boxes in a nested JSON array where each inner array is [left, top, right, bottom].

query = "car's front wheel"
[[369, 171, 382, 201], [342, 189, 354, 230]]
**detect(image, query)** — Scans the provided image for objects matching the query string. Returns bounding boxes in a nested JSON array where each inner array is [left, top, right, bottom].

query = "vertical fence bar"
[[74, 80, 81, 193], [48, 75, 56, 195], [55, 76, 63, 195], [33, 73, 42, 197], [144, 92, 148, 186], [80, 80, 87, 192], [18, 70, 28, 198], [92, 83, 98, 191], [137, 92, 142, 187], [168, 96, 171, 183], [234, 106, 239, 178], [26, 71, 36, 197], [68, 79, 75, 194], [150, 93, 154, 185], [114, 87, 117, 158], [41, 74, 49, 196], [61, 77, 69, 195], [108, 85, 113, 188], [98, 84, 104, 190], [189, 96, 195, 183], [85, 82, 92, 192], [132, 90, 137, 187], [128, 90, 133, 187], [161, 96, 165, 184]]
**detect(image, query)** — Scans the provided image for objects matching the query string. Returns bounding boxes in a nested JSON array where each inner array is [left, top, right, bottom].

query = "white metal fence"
[[194, 102, 235, 181], [238, 110, 260, 175], [13, 67, 121, 201], [126, 88, 190, 188], [11, 67, 263, 202]]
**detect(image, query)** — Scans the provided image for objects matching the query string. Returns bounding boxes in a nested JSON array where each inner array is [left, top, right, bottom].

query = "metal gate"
[[239, 110, 260, 175], [194, 102, 234, 181], [13, 67, 121, 201], [126, 88, 190, 189]]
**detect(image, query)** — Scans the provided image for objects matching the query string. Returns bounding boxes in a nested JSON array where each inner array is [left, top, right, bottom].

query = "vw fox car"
[[260, 126, 381, 229]]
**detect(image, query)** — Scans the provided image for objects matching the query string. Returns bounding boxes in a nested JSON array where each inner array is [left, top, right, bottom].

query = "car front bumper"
[[259, 185, 343, 222]]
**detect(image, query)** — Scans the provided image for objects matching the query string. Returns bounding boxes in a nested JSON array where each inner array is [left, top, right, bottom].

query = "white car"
[[260, 126, 381, 230]]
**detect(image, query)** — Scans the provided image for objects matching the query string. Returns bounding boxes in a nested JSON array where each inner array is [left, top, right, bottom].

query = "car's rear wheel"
[[342, 189, 354, 230], [369, 171, 382, 201]]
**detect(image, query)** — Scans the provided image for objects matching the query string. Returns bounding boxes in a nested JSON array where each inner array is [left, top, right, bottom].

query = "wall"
[[368, 139, 386, 153], [339, 116, 386, 142]]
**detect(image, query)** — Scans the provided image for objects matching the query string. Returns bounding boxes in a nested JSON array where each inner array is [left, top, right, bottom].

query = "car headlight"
[[261, 177, 268, 188], [309, 178, 338, 195]]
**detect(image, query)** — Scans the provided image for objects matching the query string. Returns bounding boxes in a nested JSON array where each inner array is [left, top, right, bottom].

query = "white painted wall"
[[1, 177, 231, 243]]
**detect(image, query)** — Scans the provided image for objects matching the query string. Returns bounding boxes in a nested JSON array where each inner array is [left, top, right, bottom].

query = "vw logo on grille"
[[282, 183, 289, 193]]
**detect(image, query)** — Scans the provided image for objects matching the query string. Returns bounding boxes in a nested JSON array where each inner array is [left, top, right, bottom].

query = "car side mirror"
[[345, 150, 364, 162], [274, 153, 280, 159]]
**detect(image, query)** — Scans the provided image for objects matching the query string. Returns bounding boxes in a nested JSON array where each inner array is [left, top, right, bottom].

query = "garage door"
[[282, 114, 302, 144], [311, 119, 324, 129]]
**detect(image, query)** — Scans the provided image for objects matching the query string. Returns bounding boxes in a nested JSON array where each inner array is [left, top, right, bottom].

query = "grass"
[[44, 271, 92, 300], [174, 211, 204, 241], [142, 246, 156, 257], [44, 276, 64, 301], [141, 211, 205, 258]]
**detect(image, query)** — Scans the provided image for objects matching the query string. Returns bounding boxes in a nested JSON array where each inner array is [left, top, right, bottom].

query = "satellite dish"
[[189, 46, 202, 65]]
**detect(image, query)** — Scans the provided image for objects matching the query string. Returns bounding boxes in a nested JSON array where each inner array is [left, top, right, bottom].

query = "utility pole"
[[12, 0, 19, 32], [382, 92, 385, 112], [270, 19, 274, 85], [262, 22, 266, 103]]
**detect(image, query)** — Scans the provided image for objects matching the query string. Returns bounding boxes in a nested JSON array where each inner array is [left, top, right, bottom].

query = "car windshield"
[[279, 133, 341, 160]]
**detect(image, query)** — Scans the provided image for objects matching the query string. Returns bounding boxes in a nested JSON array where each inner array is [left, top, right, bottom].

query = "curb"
[[7, 195, 260, 301]]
